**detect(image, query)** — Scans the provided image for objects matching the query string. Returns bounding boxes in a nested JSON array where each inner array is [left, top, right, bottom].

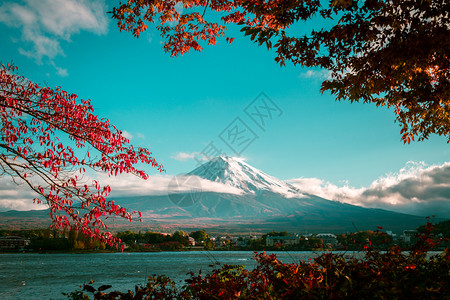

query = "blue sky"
[[0, 0, 449, 217]]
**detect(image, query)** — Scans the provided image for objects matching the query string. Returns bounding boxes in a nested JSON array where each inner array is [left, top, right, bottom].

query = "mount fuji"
[[188, 156, 301, 197], [112, 156, 426, 233], [0, 156, 429, 233]]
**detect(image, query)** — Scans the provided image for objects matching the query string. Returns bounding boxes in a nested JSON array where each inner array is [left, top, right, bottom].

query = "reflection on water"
[[0, 251, 367, 299]]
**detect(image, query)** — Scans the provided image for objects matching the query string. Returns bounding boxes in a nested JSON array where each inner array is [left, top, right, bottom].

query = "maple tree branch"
[[201, 0, 210, 18], [1, 62, 159, 247], [0, 97, 110, 146], [0, 154, 46, 199]]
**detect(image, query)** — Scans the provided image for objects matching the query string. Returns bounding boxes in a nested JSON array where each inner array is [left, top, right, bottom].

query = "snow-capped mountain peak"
[[188, 156, 301, 197]]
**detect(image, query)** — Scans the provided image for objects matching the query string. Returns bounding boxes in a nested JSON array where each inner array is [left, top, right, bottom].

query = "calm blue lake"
[[0, 251, 334, 299]]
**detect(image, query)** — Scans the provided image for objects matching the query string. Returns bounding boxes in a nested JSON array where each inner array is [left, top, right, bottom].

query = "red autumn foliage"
[[0, 64, 164, 247], [68, 222, 449, 299], [111, 0, 450, 143]]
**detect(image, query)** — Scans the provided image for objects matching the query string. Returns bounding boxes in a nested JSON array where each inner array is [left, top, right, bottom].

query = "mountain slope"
[[0, 156, 433, 234], [189, 156, 300, 197]]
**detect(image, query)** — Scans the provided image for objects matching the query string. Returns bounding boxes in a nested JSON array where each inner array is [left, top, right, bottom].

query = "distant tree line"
[[0, 229, 106, 251], [2, 220, 449, 252], [115, 229, 213, 251]]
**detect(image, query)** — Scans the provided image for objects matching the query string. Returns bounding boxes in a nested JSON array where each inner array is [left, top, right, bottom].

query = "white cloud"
[[0, 171, 244, 212], [0, 0, 108, 73], [170, 151, 211, 162], [18, 28, 64, 61], [136, 132, 146, 139], [146, 32, 153, 43], [287, 177, 364, 201], [55, 66, 69, 77], [171, 152, 197, 161], [174, 2, 184, 14], [299, 69, 332, 80], [288, 161, 450, 218], [96, 173, 244, 196], [50, 61, 69, 77], [2, 158, 448, 219], [121, 130, 133, 140], [0, 177, 47, 211], [30, 0, 107, 37], [0, 198, 44, 211], [167, 2, 184, 27]]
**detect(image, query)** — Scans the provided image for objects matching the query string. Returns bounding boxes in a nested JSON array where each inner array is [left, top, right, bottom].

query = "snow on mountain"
[[2, 155, 428, 233], [188, 156, 302, 198]]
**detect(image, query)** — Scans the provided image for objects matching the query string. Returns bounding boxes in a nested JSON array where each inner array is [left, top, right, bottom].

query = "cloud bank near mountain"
[[0, 178, 46, 211], [1, 159, 449, 219], [288, 161, 450, 218], [99, 173, 245, 197], [0, 173, 244, 211]]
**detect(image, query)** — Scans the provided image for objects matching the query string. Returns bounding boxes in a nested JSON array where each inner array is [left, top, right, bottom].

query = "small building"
[[0, 236, 30, 249], [215, 236, 230, 247], [402, 230, 418, 244], [266, 236, 299, 247], [316, 233, 338, 246], [188, 237, 195, 246]]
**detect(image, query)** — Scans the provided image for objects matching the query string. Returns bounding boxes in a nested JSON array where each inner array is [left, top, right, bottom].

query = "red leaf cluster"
[[0, 64, 164, 247], [111, 0, 450, 143]]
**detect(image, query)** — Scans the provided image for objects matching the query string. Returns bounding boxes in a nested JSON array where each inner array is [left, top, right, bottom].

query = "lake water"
[[0, 251, 336, 299]]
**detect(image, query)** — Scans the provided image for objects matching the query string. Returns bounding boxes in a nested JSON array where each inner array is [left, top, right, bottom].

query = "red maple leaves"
[[111, 0, 450, 144], [0, 64, 164, 247], [111, 0, 285, 57]]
